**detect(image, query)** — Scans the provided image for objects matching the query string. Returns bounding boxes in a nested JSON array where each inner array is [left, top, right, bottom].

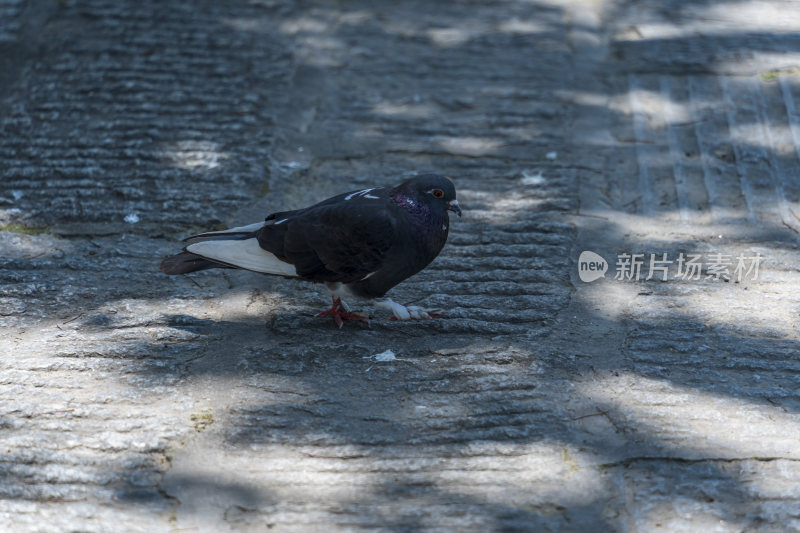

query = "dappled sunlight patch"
[[372, 101, 438, 118], [570, 210, 800, 337], [577, 255, 800, 337], [497, 18, 548, 35], [435, 135, 502, 156], [662, 278, 800, 337], [278, 15, 330, 35], [276, 13, 352, 66], [616, 459, 800, 532], [571, 275, 643, 321], [96, 290, 291, 330], [422, 17, 551, 47], [573, 207, 800, 244], [578, 373, 800, 459], [427, 27, 477, 47], [630, 495, 746, 533], [161, 140, 229, 171], [0, 231, 73, 261], [628, 81, 692, 128], [1, 289, 291, 373], [444, 441, 608, 506], [686, 1, 800, 34], [296, 35, 347, 54], [613, 22, 692, 42], [195, 440, 609, 520], [455, 187, 561, 225], [197, 286, 298, 319]]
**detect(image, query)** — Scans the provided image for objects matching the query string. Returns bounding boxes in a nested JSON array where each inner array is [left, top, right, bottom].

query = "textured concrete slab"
[[2, 0, 800, 531]]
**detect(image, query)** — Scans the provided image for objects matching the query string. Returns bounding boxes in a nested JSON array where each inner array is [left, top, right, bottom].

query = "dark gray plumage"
[[160, 174, 461, 326]]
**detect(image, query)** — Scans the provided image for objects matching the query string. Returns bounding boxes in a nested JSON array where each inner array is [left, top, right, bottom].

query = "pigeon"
[[160, 174, 462, 327]]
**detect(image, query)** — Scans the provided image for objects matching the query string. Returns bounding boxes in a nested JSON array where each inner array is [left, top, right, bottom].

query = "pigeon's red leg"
[[317, 296, 370, 328], [317, 296, 344, 326]]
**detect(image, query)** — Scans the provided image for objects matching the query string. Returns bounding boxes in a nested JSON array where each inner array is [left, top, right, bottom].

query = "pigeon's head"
[[393, 174, 462, 217]]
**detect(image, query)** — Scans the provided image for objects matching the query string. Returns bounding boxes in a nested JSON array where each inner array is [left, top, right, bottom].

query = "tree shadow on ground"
[[2, 0, 800, 529]]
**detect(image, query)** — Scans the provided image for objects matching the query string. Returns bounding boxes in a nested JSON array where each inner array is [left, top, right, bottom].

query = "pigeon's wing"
[[264, 186, 388, 222], [269, 201, 398, 283]]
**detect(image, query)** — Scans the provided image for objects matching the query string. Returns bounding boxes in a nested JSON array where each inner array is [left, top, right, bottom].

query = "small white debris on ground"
[[124, 213, 140, 224], [364, 349, 397, 362], [546, 151, 557, 160]]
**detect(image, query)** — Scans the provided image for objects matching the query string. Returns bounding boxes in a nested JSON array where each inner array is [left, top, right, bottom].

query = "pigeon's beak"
[[448, 199, 462, 217]]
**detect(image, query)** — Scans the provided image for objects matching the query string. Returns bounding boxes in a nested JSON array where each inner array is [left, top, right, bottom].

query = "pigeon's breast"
[[347, 206, 449, 299], [400, 204, 449, 260], [412, 215, 448, 261]]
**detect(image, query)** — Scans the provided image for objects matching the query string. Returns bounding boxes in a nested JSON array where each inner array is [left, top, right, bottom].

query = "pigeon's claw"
[[376, 299, 443, 321], [317, 297, 370, 328], [338, 310, 370, 327], [388, 307, 444, 321]]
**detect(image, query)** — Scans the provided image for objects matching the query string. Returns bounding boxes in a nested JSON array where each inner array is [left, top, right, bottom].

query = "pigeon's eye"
[[432, 189, 444, 198]]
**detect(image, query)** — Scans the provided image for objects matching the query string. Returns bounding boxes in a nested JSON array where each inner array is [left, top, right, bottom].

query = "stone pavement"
[[1, 0, 800, 531]]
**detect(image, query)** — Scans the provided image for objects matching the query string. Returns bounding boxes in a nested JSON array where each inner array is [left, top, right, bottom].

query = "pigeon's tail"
[[160, 251, 229, 275], [161, 222, 270, 275], [184, 239, 298, 277], [161, 220, 298, 278]]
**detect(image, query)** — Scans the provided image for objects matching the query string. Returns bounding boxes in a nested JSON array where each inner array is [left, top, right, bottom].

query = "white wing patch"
[[186, 239, 298, 277], [345, 187, 381, 201], [273, 218, 288, 225]]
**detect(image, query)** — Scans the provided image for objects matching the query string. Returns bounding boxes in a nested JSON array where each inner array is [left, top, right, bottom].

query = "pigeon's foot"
[[317, 296, 370, 328], [374, 298, 444, 321]]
